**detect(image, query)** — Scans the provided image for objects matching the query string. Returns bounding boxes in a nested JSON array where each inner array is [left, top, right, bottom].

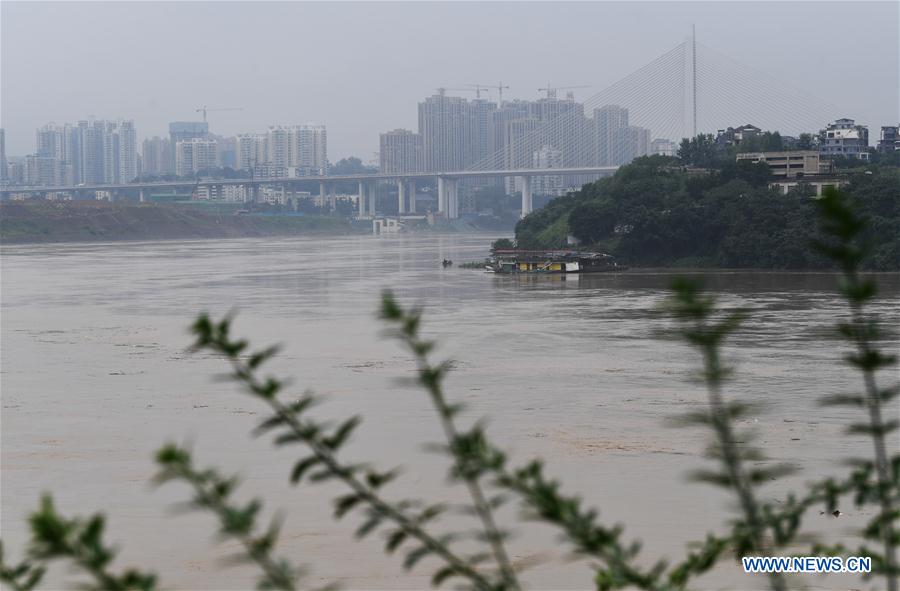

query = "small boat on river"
[[486, 249, 626, 274]]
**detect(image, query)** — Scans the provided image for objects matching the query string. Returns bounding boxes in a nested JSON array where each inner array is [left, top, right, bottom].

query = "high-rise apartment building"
[[169, 121, 209, 145], [26, 119, 137, 186], [214, 135, 237, 169], [234, 125, 327, 176], [532, 144, 565, 196], [175, 138, 218, 176], [25, 154, 69, 186], [0, 128, 7, 182], [116, 120, 137, 184], [379, 129, 422, 174], [593, 105, 630, 166], [417, 94, 501, 173], [651, 138, 676, 157], [619, 125, 651, 162], [266, 126, 290, 169], [79, 120, 105, 184], [418, 94, 471, 172], [169, 122, 209, 172], [291, 124, 327, 175], [141, 137, 174, 176], [236, 133, 267, 171]]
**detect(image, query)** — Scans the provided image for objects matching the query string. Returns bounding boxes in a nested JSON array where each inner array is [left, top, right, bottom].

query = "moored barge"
[[487, 249, 626, 274]]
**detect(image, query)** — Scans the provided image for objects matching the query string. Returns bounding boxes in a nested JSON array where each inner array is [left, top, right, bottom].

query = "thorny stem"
[[385, 306, 519, 591], [492, 466, 659, 590], [702, 344, 786, 591], [844, 270, 898, 591], [411, 352, 520, 591], [225, 354, 496, 591], [174, 468, 296, 591]]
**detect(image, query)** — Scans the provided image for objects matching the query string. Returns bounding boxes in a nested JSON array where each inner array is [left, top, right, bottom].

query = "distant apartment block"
[[25, 119, 137, 186], [405, 92, 656, 179], [142, 137, 174, 176], [877, 125, 899, 153], [234, 125, 327, 176], [25, 154, 70, 186], [175, 138, 218, 176], [379, 129, 422, 174], [0, 128, 6, 182], [651, 138, 675, 157], [593, 104, 630, 165], [819, 118, 869, 160], [169, 121, 210, 173], [169, 121, 209, 145], [736, 150, 820, 178], [532, 144, 565, 196], [236, 133, 267, 171]]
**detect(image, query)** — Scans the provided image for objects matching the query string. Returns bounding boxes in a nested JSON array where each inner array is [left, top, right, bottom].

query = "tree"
[[567, 201, 616, 245], [330, 157, 375, 176], [491, 237, 515, 251], [677, 134, 720, 167]]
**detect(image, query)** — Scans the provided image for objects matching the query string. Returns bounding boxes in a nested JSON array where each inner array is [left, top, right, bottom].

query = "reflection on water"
[[2, 233, 898, 589]]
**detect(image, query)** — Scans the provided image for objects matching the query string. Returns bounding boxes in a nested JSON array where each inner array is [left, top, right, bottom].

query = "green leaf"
[[323, 417, 360, 450], [403, 545, 432, 570], [289, 457, 320, 485], [385, 529, 407, 553], [333, 494, 362, 518], [431, 565, 459, 586]]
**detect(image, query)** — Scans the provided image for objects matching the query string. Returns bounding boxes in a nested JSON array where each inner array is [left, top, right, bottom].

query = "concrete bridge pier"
[[518, 175, 533, 217], [437, 177, 446, 215], [329, 186, 336, 212], [139, 188, 147, 203], [358, 181, 366, 217], [397, 179, 406, 214], [368, 181, 376, 216], [319, 181, 326, 208], [447, 178, 459, 219], [408, 180, 416, 213]]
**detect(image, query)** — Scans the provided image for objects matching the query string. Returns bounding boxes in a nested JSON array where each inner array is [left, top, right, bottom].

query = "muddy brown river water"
[[2, 233, 898, 590]]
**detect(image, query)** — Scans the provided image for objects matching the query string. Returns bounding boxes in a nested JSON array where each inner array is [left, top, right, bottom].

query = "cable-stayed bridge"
[[1, 34, 841, 218]]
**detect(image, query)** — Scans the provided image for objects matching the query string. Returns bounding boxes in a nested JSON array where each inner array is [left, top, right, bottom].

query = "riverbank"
[[0, 201, 358, 244]]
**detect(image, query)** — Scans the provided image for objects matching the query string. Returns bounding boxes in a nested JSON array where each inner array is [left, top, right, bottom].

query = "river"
[[2, 233, 898, 590]]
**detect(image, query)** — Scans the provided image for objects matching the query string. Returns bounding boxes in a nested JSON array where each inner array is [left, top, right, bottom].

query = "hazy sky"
[[2, 1, 897, 160]]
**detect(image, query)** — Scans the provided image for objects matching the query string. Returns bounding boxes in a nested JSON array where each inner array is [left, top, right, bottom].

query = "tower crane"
[[467, 82, 510, 103], [195, 105, 243, 123], [537, 84, 588, 100]]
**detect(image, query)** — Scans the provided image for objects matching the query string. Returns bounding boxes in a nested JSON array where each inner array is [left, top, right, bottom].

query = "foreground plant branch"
[[814, 188, 899, 589], [153, 446, 303, 591], [380, 293, 700, 591], [380, 292, 520, 591], [0, 498, 157, 591], [189, 315, 497, 590], [667, 280, 790, 591]]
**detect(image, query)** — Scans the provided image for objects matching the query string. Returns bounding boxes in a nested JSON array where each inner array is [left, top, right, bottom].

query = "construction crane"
[[537, 84, 588, 100], [195, 105, 243, 123], [467, 82, 510, 103]]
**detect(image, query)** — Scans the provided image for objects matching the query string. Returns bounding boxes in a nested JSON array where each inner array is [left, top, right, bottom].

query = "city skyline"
[[1, 2, 897, 159]]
